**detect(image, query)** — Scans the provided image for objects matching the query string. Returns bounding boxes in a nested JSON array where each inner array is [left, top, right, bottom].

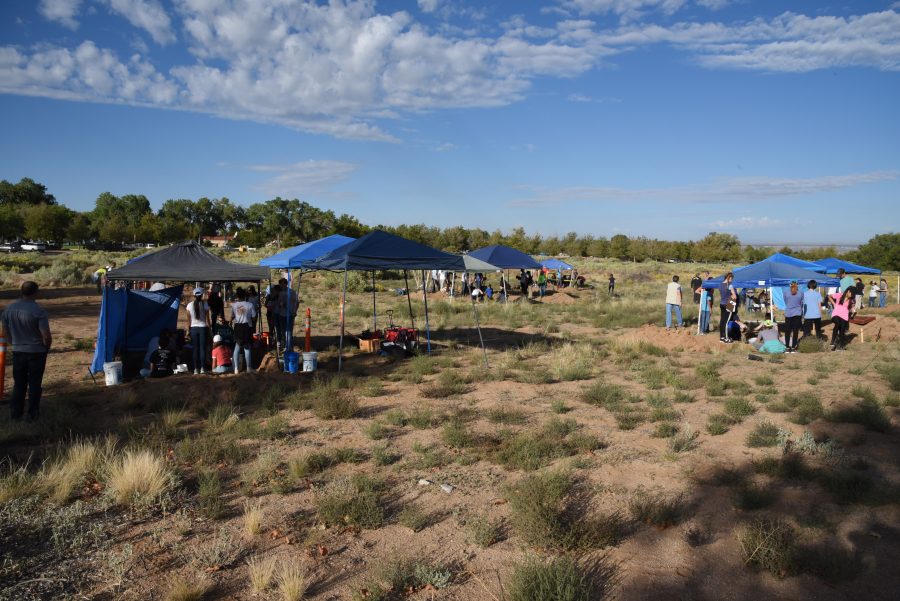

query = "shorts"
[[233, 323, 252, 345]]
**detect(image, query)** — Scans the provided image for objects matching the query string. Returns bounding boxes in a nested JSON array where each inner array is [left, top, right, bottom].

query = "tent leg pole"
[[696, 295, 703, 335], [404, 270, 416, 329], [338, 269, 347, 372], [372, 271, 377, 332], [472, 298, 488, 368], [422, 270, 432, 354], [769, 287, 774, 322]]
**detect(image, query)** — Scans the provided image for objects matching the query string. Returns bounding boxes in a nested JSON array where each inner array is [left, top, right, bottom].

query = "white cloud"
[[248, 160, 358, 197], [709, 216, 783, 230], [599, 10, 900, 72], [509, 171, 899, 206], [39, 0, 83, 30], [417, 0, 440, 14], [434, 143, 457, 151], [567, 92, 622, 102], [101, 0, 175, 45]]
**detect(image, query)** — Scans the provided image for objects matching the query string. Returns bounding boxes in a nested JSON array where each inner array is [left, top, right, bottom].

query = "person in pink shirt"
[[829, 288, 854, 351]]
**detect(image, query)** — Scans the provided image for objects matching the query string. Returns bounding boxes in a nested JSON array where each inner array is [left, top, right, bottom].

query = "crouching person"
[[211, 334, 233, 374]]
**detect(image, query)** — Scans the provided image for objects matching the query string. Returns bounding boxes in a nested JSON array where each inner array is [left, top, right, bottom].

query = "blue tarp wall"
[[90, 286, 181, 373], [540, 258, 574, 270]]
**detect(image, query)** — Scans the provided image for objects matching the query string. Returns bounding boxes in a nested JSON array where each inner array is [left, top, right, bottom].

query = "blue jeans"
[[190, 326, 209, 371], [879, 292, 887, 308], [233, 344, 252, 373], [665, 304, 683, 328], [699, 310, 710, 333]]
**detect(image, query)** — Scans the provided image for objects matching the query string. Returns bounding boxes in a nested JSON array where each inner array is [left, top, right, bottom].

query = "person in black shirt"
[[207, 283, 225, 326], [149, 332, 176, 378], [608, 273, 615, 295], [690, 274, 702, 304]]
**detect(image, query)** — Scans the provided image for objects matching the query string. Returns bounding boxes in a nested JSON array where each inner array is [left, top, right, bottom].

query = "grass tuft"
[[163, 573, 210, 601], [277, 560, 308, 601], [507, 555, 616, 601], [315, 475, 385, 529], [104, 450, 172, 508], [746, 421, 780, 447], [246, 554, 278, 593], [738, 518, 796, 577], [628, 489, 683, 528]]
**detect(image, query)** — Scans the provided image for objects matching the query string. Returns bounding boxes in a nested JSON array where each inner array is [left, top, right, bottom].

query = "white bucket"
[[302, 352, 318, 372], [103, 361, 123, 386]]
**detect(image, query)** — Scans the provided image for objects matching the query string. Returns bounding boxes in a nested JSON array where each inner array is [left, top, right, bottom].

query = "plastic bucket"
[[284, 352, 299, 373], [302, 351, 318, 373], [103, 361, 123, 386]]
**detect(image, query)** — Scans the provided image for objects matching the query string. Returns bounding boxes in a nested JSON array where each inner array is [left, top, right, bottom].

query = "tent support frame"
[[338, 269, 348, 371]]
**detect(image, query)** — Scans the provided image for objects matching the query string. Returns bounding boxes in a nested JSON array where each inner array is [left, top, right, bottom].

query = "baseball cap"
[[764, 319, 774, 327], [213, 334, 223, 343], [790, 279, 798, 284], [193, 287, 203, 295]]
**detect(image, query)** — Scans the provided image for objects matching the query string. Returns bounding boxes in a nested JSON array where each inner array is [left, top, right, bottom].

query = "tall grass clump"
[[40, 439, 109, 504], [246, 555, 278, 593], [507, 555, 616, 601], [421, 370, 470, 397], [738, 518, 796, 577], [827, 399, 891, 432], [551, 343, 595, 381], [163, 573, 210, 601], [746, 421, 780, 448], [104, 450, 172, 507], [315, 475, 385, 529], [277, 560, 308, 601]]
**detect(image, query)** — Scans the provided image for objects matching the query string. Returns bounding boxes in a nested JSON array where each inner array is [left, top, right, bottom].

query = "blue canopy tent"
[[259, 234, 355, 269], [762, 252, 828, 273], [814, 257, 881, 275], [305, 230, 484, 369], [90, 286, 182, 375], [540, 258, 573, 270], [470, 245, 541, 300], [259, 234, 356, 355], [702, 258, 840, 325]]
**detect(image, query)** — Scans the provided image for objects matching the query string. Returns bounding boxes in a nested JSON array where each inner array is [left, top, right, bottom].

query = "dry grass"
[[163, 573, 210, 601], [40, 438, 111, 504], [277, 560, 308, 601], [242, 499, 264, 536], [246, 554, 278, 593], [104, 449, 171, 507]]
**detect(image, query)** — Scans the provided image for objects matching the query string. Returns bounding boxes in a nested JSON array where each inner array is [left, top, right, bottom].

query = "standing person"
[[265, 285, 280, 347], [829, 287, 854, 351], [537, 270, 547, 298], [246, 285, 260, 331], [802, 280, 824, 339], [230, 288, 256, 373], [518, 269, 530, 298], [608, 273, 615, 295], [276, 277, 298, 351], [186, 287, 210, 374], [879, 277, 888, 308], [837, 268, 854, 293], [783, 280, 803, 352], [868, 281, 879, 308], [719, 272, 738, 343], [690, 273, 702, 304], [207, 284, 225, 326], [664, 275, 683, 330], [0, 281, 52, 422], [696, 278, 713, 334], [853, 279, 865, 315]]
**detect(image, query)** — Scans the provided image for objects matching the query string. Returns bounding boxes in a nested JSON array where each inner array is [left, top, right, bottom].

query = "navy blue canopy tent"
[[540, 258, 573, 270], [469, 245, 541, 270], [814, 257, 881, 275], [305, 230, 487, 369], [761, 252, 828, 273], [259, 234, 355, 269]]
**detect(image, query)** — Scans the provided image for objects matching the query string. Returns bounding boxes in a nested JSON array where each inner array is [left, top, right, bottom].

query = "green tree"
[[92, 192, 152, 242], [692, 232, 741, 262], [609, 234, 630, 259], [23, 204, 71, 241], [0, 206, 25, 240], [66, 213, 94, 244], [854, 233, 900, 271], [0, 177, 56, 206]]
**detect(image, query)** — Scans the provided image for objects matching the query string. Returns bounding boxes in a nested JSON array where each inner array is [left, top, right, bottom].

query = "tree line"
[[1, 177, 897, 270]]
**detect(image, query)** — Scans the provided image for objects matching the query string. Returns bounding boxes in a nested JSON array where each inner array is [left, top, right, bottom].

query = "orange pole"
[[304, 307, 311, 352], [0, 335, 6, 399]]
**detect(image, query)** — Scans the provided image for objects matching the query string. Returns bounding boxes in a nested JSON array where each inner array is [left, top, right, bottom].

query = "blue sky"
[[1, 0, 899, 245]]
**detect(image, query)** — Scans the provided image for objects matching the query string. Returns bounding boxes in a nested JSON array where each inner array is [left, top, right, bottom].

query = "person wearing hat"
[[186, 287, 211, 374], [752, 319, 786, 354], [783, 280, 803, 352], [211, 334, 233, 374]]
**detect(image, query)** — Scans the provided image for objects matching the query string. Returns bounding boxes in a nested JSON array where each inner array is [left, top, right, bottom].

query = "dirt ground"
[[1, 284, 899, 601]]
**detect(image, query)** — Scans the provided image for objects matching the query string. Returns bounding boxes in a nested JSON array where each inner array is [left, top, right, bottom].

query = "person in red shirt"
[[211, 334, 233, 374]]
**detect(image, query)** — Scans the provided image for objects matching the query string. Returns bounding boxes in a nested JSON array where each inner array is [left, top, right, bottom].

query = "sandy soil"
[[1, 286, 899, 601]]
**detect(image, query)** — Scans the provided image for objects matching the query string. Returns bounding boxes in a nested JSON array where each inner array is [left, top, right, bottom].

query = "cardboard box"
[[358, 338, 381, 353]]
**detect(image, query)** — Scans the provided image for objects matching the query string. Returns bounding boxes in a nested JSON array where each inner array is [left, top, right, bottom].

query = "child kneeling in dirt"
[[750, 319, 786, 354], [211, 334, 233, 374], [148, 332, 176, 378]]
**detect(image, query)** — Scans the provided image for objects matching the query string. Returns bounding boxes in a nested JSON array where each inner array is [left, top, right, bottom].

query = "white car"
[[21, 241, 48, 252]]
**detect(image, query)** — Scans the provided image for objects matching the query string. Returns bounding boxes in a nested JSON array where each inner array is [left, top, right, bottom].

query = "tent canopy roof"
[[469, 245, 541, 270], [460, 254, 500, 272], [107, 241, 269, 282], [305, 230, 464, 271], [814, 257, 881, 275], [541, 258, 573, 270], [259, 234, 355, 269], [702, 258, 839, 290], [763, 252, 828, 273]]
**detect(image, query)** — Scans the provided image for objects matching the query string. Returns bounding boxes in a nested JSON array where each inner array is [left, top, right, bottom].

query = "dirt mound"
[[617, 324, 722, 353], [541, 291, 578, 305]]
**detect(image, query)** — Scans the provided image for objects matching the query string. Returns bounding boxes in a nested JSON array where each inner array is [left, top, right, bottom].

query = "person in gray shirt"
[[1, 281, 52, 421]]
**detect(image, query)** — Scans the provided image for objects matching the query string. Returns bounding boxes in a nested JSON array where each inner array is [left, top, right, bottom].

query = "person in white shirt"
[[186, 287, 210, 374], [230, 287, 257, 373], [665, 275, 683, 330], [868, 281, 879, 308]]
